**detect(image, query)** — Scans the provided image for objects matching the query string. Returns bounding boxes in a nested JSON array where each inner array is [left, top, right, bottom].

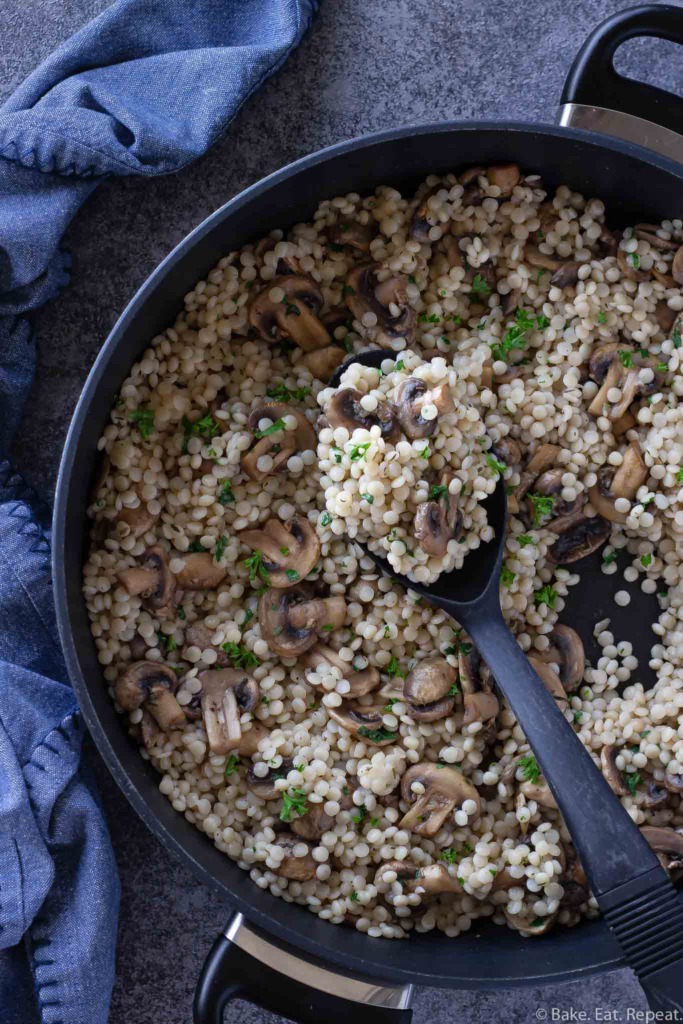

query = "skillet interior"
[[53, 122, 683, 988]]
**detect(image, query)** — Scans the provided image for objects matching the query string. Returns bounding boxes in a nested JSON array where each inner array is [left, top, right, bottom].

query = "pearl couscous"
[[83, 162, 683, 941]]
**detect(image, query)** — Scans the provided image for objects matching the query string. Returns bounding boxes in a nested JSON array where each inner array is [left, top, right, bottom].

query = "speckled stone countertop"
[[4, 1, 682, 1020]]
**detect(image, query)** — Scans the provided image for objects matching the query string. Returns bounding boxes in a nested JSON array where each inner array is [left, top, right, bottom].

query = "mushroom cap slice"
[[414, 476, 463, 557], [325, 388, 400, 442], [249, 275, 331, 351], [291, 802, 336, 841], [403, 655, 457, 721], [258, 585, 346, 658], [588, 440, 648, 524], [248, 403, 317, 451], [240, 515, 320, 589], [394, 377, 454, 440], [117, 502, 158, 538], [299, 345, 346, 383], [344, 264, 416, 349], [184, 622, 231, 667], [115, 661, 186, 732], [410, 185, 442, 242], [302, 644, 380, 698], [327, 702, 396, 745], [237, 722, 269, 757], [176, 552, 228, 591], [504, 910, 557, 936], [600, 744, 629, 796], [329, 218, 376, 253], [198, 668, 259, 755], [520, 780, 557, 809], [617, 246, 649, 282], [117, 544, 175, 613], [399, 762, 480, 837], [241, 402, 316, 483], [374, 860, 419, 889], [458, 647, 499, 726], [547, 513, 610, 564], [534, 625, 584, 693], [640, 826, 683, 880], [271, 833, 317, 881], [412, 863, 462, 896], [528, 656, 568, 713], [246, 758, 294, 800], [487, 163, 520, 194]]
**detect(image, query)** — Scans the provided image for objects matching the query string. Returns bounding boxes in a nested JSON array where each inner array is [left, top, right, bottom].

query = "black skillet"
[[51, 7, 683, 1024]]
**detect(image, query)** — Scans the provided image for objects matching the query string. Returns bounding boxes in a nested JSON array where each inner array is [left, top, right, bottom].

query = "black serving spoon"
[[330, 348, 683, 1011]]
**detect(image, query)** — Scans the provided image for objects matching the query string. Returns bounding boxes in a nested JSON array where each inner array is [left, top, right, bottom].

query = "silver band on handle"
[[224, 913, 414, 1010], [559, 102, 683, 164]]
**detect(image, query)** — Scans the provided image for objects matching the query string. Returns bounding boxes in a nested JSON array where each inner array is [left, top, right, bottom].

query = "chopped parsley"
[[418, 313, 441, 324], [395, 360, 406, 371], [358, 726, 397, 743], [528, 492, 556, 526], [471, 274, 492, 297], [618, 349, 634, 368], [280, 788, 308, 822], [500, 566, 516, 588], [218, 481, 235, 505], [342, 284, 356, 297], [573, 710, 583, 724], [351, 807, 367, 824], [597, 311, 607, 324], [602, 550, 617, 565], [224, 755, 240, 778], [641, 553, 653, 568], [253, 417, 286, 439], [349, 441, 372, 461], [285, 569, 300, 582], [181, 413, 217, 452], [384, 697, 400, 712], [657, 362, 669, 372], [214, 535, 228, 562], [241, 609, 254, 630], [419, 445, 430, 460], [280, 546, 290, 556], [517, 535, 534, 547], [244, 549, 270, 585], [534, 584, 558, 609], [222, 641, 260, 670], [485, 453, 506, 477], [623, 771, 641, 797], [518, 754, 540, 784], [677, 469, 683, 485], [177, 605, 186, 620], [361, 493, 374, 504], [266, 383, 311, 403], [629, 253, 641, 270], [157, 632, 177, 653], [439, 849, 458, 864], [349, 891, 360, 902], [129, 408, 155, 438], [386, 656, 405, 678], [429, 484, 449, 501], [187, 539, 206, 553], [320, 511, 333, 526], [673, 325, 682, 349], [448, 682, 459, 696]]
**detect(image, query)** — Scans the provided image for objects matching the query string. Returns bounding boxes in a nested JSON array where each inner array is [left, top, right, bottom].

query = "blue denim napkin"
[[0, 2, 318, 1021]]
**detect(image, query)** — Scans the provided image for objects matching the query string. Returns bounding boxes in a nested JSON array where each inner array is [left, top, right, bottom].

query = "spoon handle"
[[458, 606, 658, 896]]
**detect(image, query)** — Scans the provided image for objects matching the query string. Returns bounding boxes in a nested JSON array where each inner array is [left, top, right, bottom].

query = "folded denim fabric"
[[0, 2, 318, 1021]]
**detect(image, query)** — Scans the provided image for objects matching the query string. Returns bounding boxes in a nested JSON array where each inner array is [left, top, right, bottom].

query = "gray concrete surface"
[[4, 0, 682, 1021]]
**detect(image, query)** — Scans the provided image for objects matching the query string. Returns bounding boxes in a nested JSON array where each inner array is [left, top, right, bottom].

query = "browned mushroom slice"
[[241, 402, 317, 482], [258, 585, 346, 658], [403, 656, 457, 721], [458, 165, 486, 205], [115, 662, 186, 732], [117, 545, 175, 614], [410, 185, 443, 242], [524, 245, 582, 287], [414, 476, 463, 557], [499, 287, 522, 316], [302, 644, 380, 698], [291, 803, 337, 841], [299, 345, 346, 383], [329, 218, 377, 253], [176, 552, 227, 591], [589, 345, 664, 421], [458, 647, 499, 726], [588, 440, 648, 524], [600, 744, 630, 796], [511, 443, 560, 512], [528, 656, 568, 713], [399, 762, 480, 836], [117, 502, 159, 538], [240, 515, 320, 588], [184, 622, 231, 666], [271, 833, 317, 881], [640, 826, 683, 881], [504, 910, 557, 936], [673, 246, 683, 285], [533, 625, 584, 693], [519, 779, 557, 809], [394, 377, 454, 440], [561, 842, 589, 908], [642, 778, 668, 809], [655, 300, 677, 334], [634, 224, 679, 252], [525, 467, 585, 534], [327, 701, 396, 745], [325, 388, 400, 442], [139, 709, 164, 753], [617, 246, 649, 283], [663, 769, 683, 794], [237, 722, 269, 757], [374, 859, 421, 889], [249, 275, 331, 351], [487, 163, 521, 195], [412, 863, 463, 897], [491, 436, 522, 468], [198, 668, 258, 755], [344, 264, 416, 349], [547, 513, 610, 564], [246, 758, 294, 799]]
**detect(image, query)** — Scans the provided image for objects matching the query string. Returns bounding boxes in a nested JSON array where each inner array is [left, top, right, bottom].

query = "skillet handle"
[[559, 4, 683, 163], [192, 912, 413, 1024]]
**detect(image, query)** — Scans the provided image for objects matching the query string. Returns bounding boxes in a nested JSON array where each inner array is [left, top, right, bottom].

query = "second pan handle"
[[559, 4, 683, 163]]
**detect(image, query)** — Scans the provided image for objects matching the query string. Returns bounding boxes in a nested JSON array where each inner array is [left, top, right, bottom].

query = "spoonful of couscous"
[[327, 347, 683, 1010]]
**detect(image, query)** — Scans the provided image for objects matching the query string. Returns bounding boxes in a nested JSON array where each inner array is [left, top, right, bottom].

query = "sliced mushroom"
[[399, 763, 480, 837], [374, 860, 419, 889], [634, 225, 680, 253], [511, 443, 560, 512], [414, 475, 463, 557], [394, 377, 454, 440], [242, 402, 317, 482], [520, 779, 557, 809], [291, 803, 337, 841], [249, 276, 331, 351], [240, 515, 320, 588], [673, 246, 683, 285], [642, 778, 668, 809], [299, 345, 346, 383], [247, 757, 294, 799], [258, 585, 346, 657], [237, 722, 269, 757], [617, 246, 649, 283], [524, 245, 582, 288], [504, 910, 557, 936], [491, 436, 522, 468], [117, 545, 175, 613], [325, 388, 400, 442], [115, 662, 186, 731], [588, 440, 648, 524], [327, 701, 396, 745], [533, 625, 584, 693], [499, 287, 522, 316], [528, 656, 568, 713], [302, 644, 380, 698], [525, 467, 584, 534], [410, 185, 444, 242], [271, 833, 317, 881], [561, 842, 589, 908], [459, 165, 486, 205], [600, 744, 629, 797], [664, 770, 683, 794], [344, 264, 416, 349], [458, 646, 499, 727], [140, 710, 163, 753], [640, 826, 683, 881], [184, 622, 230, 666], [176, 552, 227, 591], [117, 502, 158, 538], [198, 668, 259, 755], [330, 218, 376, 253], [588, 344, 663, 421], [487, 163, 521, 195], [547, 512, 610, 564], [403, 656, 457, 721], [655, 300, 677, 334], [413, 863, 462, 896]]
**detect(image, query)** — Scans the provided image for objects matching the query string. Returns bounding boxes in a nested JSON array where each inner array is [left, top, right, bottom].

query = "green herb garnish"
[[361, 493, 374, 504], [534, 584, 558, 609], [224, 755, 240, 778], [280, 788, 308, 822], [266, 383, 311, 403], [518, 754, 540, 784], [597, 311, 607, 324], [349, 442, 372, 461], [623, 771, 641, 797], [471, 274, 491, 297], [214, 535, 228, 562], [358, 726, 397, 743], [253, 417, 286, 439], [386, 656, 405, 678], [218, 481, 235, 505], [129, 408, 155, 438], [500, 566, 516, 588], [285, 569, 300, 582], [429, 484, 449, 501], [528, 492, 556, 526], [485, 453, 506, 477], [244, 549, 270, 585], [320, 511, 333, 527], [222, 641, 260, 670], [517, 535, 534, 547], [618, 350, 634, 368]]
